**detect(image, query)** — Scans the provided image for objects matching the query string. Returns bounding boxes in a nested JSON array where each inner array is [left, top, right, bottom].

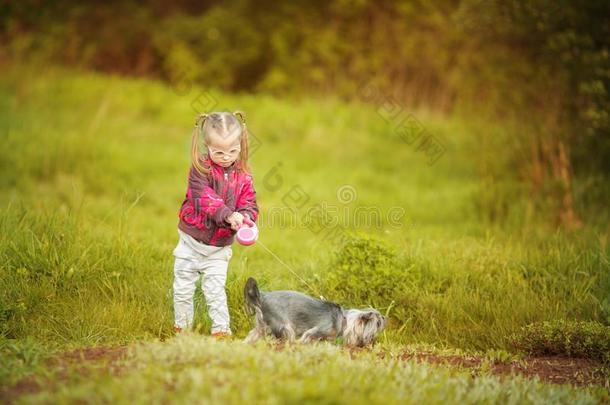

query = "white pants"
[[172, 229, 233, 333]]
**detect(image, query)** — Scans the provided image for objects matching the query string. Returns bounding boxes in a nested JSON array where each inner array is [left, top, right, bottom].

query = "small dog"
[[243, 277, 386, 347]]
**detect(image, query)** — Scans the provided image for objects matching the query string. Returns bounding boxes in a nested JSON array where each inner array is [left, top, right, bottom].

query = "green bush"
[[512, 320, 610, 363], [322, 233, 404, 306]]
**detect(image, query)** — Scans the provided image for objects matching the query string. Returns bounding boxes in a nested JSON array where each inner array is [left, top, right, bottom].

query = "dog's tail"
[[244, 277, 262, 316]]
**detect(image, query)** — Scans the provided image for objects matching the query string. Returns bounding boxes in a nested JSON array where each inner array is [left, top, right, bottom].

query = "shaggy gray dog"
[[244, 277, 385, 347]]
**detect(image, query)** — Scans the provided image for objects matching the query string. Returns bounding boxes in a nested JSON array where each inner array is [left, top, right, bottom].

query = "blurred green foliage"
[[0, 337, 50, 386], [2, 1, 609, 182]]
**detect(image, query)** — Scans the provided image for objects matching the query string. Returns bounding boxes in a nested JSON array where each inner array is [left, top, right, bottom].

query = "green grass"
[[11, 335, 608, 404], [1, 64, 609, 401]]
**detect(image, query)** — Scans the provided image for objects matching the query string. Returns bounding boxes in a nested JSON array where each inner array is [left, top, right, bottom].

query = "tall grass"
[[0, 65, 608, 355]]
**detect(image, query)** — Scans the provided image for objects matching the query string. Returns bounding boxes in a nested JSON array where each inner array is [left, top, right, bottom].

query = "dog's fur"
[[244, 277, 385, 347]]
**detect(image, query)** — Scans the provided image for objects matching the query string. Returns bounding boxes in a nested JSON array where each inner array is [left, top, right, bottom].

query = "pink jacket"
[[178, 158, 258, 247]]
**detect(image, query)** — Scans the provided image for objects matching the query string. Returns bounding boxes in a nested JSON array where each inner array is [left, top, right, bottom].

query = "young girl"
[[172, 111, 258, 337]]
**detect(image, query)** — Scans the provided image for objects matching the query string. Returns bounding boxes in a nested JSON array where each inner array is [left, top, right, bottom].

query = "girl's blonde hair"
[[191, 111, 251, 176]]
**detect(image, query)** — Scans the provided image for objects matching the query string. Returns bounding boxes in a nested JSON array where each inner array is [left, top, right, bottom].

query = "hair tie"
[[194, 113, 209, 128], [233, 111, 247, 126]]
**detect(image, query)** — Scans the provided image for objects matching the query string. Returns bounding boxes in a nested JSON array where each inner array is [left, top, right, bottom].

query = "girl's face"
[[207, 131, 241, 168]]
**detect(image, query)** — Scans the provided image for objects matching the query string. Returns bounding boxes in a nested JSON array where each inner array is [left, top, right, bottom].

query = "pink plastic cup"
[[236, 216, 258, 246]]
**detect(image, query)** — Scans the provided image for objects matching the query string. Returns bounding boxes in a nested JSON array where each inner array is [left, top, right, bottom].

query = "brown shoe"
[[211, 331, 232, 339], [174, 326, 183, 334]]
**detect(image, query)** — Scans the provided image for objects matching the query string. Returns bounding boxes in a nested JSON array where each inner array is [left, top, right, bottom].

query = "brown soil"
[[0, 346, 129, 404], [54, 346, 128, 364], [397, 352, 609, 388]]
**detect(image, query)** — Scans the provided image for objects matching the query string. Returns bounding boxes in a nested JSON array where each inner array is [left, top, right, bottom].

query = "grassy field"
[[4, 335, 607, 404], [1, 65, 609, 402]]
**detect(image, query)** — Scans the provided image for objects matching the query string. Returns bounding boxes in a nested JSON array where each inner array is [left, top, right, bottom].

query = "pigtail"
[[233, 110, 251, 174], [191, 113, 210, 176]]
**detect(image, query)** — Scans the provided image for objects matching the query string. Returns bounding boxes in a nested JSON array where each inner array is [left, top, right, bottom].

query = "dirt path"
[[397, 351, 609, 387], [1, 344, 608, 403], [1, 346, 128, 403]]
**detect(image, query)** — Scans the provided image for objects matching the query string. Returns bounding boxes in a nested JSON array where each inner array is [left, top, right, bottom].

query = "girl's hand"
[[227, 212, 244, 231]]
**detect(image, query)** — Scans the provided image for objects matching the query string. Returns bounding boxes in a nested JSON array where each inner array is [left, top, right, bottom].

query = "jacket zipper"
[[222, 171, 229, 200]]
